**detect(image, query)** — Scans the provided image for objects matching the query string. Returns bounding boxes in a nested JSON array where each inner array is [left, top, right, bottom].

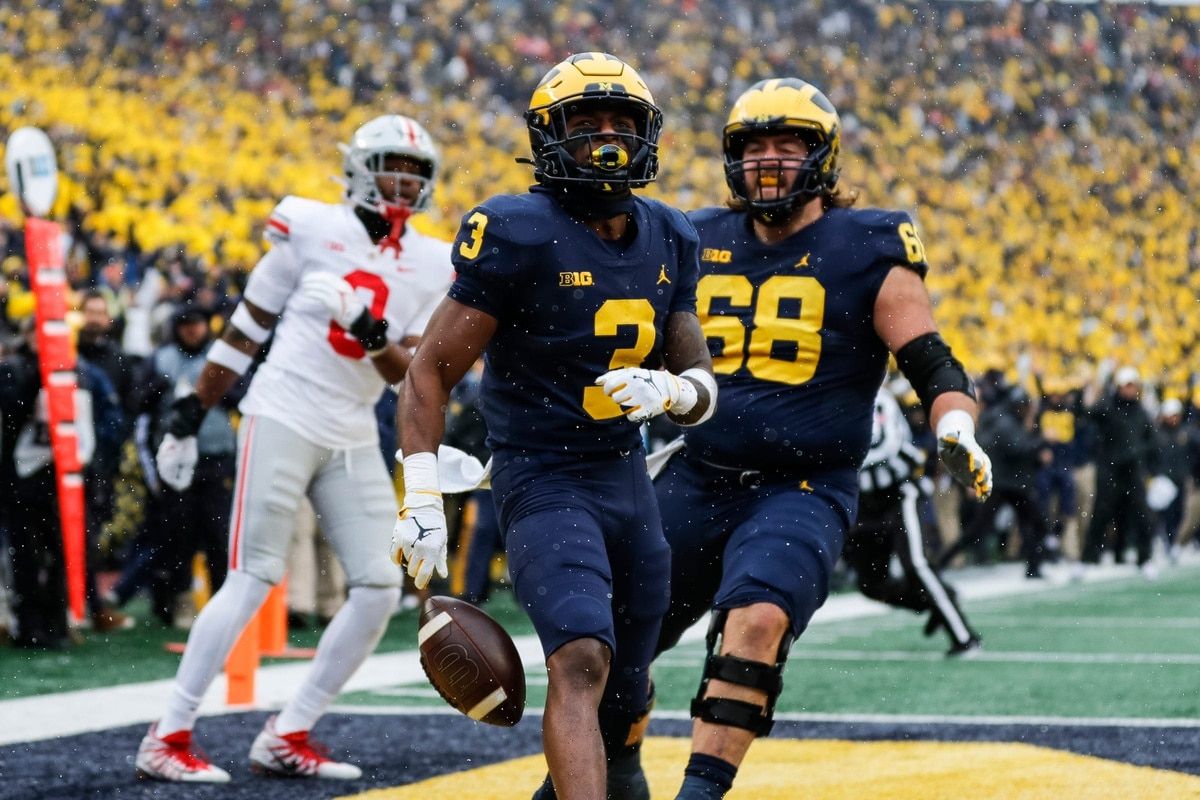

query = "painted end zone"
[[338, 737, 1200, 800]]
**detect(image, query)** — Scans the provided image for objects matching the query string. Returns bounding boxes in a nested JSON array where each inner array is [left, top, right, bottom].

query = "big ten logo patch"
[[701, 248, 733, 263], [559, 271, 594, 287]]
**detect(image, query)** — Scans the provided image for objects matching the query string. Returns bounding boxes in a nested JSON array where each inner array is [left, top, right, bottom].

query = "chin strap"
[[533, 184, 635, 221], [378, 204, 413, 258]]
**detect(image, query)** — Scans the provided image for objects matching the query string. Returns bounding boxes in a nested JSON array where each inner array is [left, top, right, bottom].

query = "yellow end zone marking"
[[338, 737, 1200, 799]]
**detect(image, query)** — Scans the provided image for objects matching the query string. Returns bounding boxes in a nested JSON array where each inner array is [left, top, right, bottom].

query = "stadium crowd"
[[1, 0, 1199, 650]]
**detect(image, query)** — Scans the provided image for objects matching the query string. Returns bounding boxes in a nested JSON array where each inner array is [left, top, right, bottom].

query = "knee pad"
[[690, 610, 794, 737], [599, 682, 655, 761], [239, 558, 287, 587], [222, 569, 274, 610], [345, 585, 400, 625]]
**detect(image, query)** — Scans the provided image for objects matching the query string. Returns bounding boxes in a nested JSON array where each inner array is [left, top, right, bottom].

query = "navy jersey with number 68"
[[684, 205, 929, 476], [449, 190, 700, 455]]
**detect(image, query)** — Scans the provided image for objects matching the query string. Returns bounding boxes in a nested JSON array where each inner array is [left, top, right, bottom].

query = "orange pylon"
[[259, 580, 288, 657], [224, 611, 261, 706]]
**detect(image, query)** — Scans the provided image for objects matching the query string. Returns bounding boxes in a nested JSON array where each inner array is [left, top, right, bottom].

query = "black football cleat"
[[946, 636, 982, 659], [607, 750, 650, 800], [532, 774, 556, 800], [530, 755, 649, 800]]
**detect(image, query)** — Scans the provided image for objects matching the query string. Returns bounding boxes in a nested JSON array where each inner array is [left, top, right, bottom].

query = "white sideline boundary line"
[[790, 649, 1200, 665], [0, 562, 1192, 745], [325, 704, 1200, 730], [965, 615, 1200, 629], [0, 634, 543, 746], [655, 649, 1200, 666]]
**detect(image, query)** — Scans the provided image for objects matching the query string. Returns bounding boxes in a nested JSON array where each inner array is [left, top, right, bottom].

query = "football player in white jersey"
[[134, 115, 454, 783]]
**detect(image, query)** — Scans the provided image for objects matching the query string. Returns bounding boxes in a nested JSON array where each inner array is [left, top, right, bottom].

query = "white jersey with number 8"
[[240, 196, 452, 449]]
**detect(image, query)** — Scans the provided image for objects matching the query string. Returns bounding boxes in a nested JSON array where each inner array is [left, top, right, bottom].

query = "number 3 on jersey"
[[698, 274, 825, 385], [459, 212, 488, 260], [582, 299, 656, 420]]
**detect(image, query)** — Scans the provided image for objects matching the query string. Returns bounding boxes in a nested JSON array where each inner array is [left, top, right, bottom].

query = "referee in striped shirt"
[[844, 387, 981, 657]]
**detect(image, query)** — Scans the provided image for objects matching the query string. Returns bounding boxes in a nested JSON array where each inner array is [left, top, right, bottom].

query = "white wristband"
[[231, 303, 272, 344], [207, 339, 253, 375], [674, 368, 718, 426], [402, 452, 441, 495], [671, 372, 699, 415], [936, 409, 975, 440]]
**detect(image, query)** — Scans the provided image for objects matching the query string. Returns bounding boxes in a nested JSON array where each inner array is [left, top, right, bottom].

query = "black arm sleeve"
[[895, 332, 975, 416]]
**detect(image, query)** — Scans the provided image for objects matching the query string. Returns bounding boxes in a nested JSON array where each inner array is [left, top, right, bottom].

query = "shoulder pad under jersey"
[[263, 196, 336, 246]]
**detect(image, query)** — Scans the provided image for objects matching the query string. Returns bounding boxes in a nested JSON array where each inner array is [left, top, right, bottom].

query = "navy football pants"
[[491, 448, 670, 715]]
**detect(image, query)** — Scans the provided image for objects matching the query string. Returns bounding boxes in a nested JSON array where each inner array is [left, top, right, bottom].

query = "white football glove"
[[391, 453, 449, 589], [1146, 475, 1178, 512], [392, 495, 448, 590], [936, 410, 993, 501], [156, 433, 199, 492], [594, 367, 697, 424], [298, 272, 365, 328]]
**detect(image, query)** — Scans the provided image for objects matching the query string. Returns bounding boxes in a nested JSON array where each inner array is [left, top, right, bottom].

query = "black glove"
[[165, 393, 206, 439], [348, 308, 390, 354]]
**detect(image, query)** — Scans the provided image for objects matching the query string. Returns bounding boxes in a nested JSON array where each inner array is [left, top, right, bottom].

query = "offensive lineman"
[[134, 115, 453, 782], [632, 79, 994, 799]]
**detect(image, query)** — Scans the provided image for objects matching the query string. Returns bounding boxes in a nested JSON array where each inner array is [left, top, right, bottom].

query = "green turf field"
[[0, 590, 534, 700], [3, 564, 1197, 724], [2, 566, 1198, 799], [337, 565, 1200, 722]]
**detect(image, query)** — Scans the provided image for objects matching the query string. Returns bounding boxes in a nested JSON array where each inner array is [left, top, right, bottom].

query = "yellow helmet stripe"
[[529, 52, 657, 118], [724, 78, 839, 139]]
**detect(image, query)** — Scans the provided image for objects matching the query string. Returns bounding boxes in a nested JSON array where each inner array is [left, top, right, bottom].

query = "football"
[[417, 596, 526, 726]]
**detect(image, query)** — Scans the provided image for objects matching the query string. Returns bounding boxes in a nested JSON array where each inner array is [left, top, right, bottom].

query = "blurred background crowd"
[[0, 0, 1198, 649]]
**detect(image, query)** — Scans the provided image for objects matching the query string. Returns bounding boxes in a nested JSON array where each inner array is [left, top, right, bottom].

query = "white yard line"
[[326, 705, 1200, 730], [786, 649, 1200, 665], [762, 710, 1200, 728], [964, 615, 1200, 629], [0, 562, 1189, 745]]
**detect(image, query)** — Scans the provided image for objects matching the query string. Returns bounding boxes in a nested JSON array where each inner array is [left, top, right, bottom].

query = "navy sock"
[[677, 753, 738, 799]]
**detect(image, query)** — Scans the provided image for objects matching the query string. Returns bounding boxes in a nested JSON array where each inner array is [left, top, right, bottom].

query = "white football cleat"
[[248, 715, 362, 779], [135, 723, 231, 783]]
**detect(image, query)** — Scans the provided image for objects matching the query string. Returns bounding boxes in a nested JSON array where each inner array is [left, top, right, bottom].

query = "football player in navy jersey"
[[392, 53, 716, 800], [632, 78, 995, 800]]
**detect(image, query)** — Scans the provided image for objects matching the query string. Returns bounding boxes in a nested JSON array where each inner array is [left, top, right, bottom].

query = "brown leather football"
[[417, 595, 525, 726]]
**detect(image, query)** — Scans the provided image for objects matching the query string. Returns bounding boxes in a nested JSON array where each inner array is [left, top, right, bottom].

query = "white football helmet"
[[340, 115, 439, 213]]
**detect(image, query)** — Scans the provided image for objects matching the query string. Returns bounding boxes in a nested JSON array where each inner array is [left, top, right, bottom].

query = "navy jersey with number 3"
[[684, 205, 929, 475], [449, 190, 700, 454]]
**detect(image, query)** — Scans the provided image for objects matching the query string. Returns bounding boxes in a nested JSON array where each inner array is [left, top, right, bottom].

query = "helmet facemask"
[[340, 115, 440, 215], [344, 149, 436, 214], [527, 96, 663, 193], [725, 125, 837, 225]]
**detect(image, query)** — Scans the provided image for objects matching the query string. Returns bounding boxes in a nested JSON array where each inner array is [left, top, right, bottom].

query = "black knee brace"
[[690, 610, 794, 737]]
